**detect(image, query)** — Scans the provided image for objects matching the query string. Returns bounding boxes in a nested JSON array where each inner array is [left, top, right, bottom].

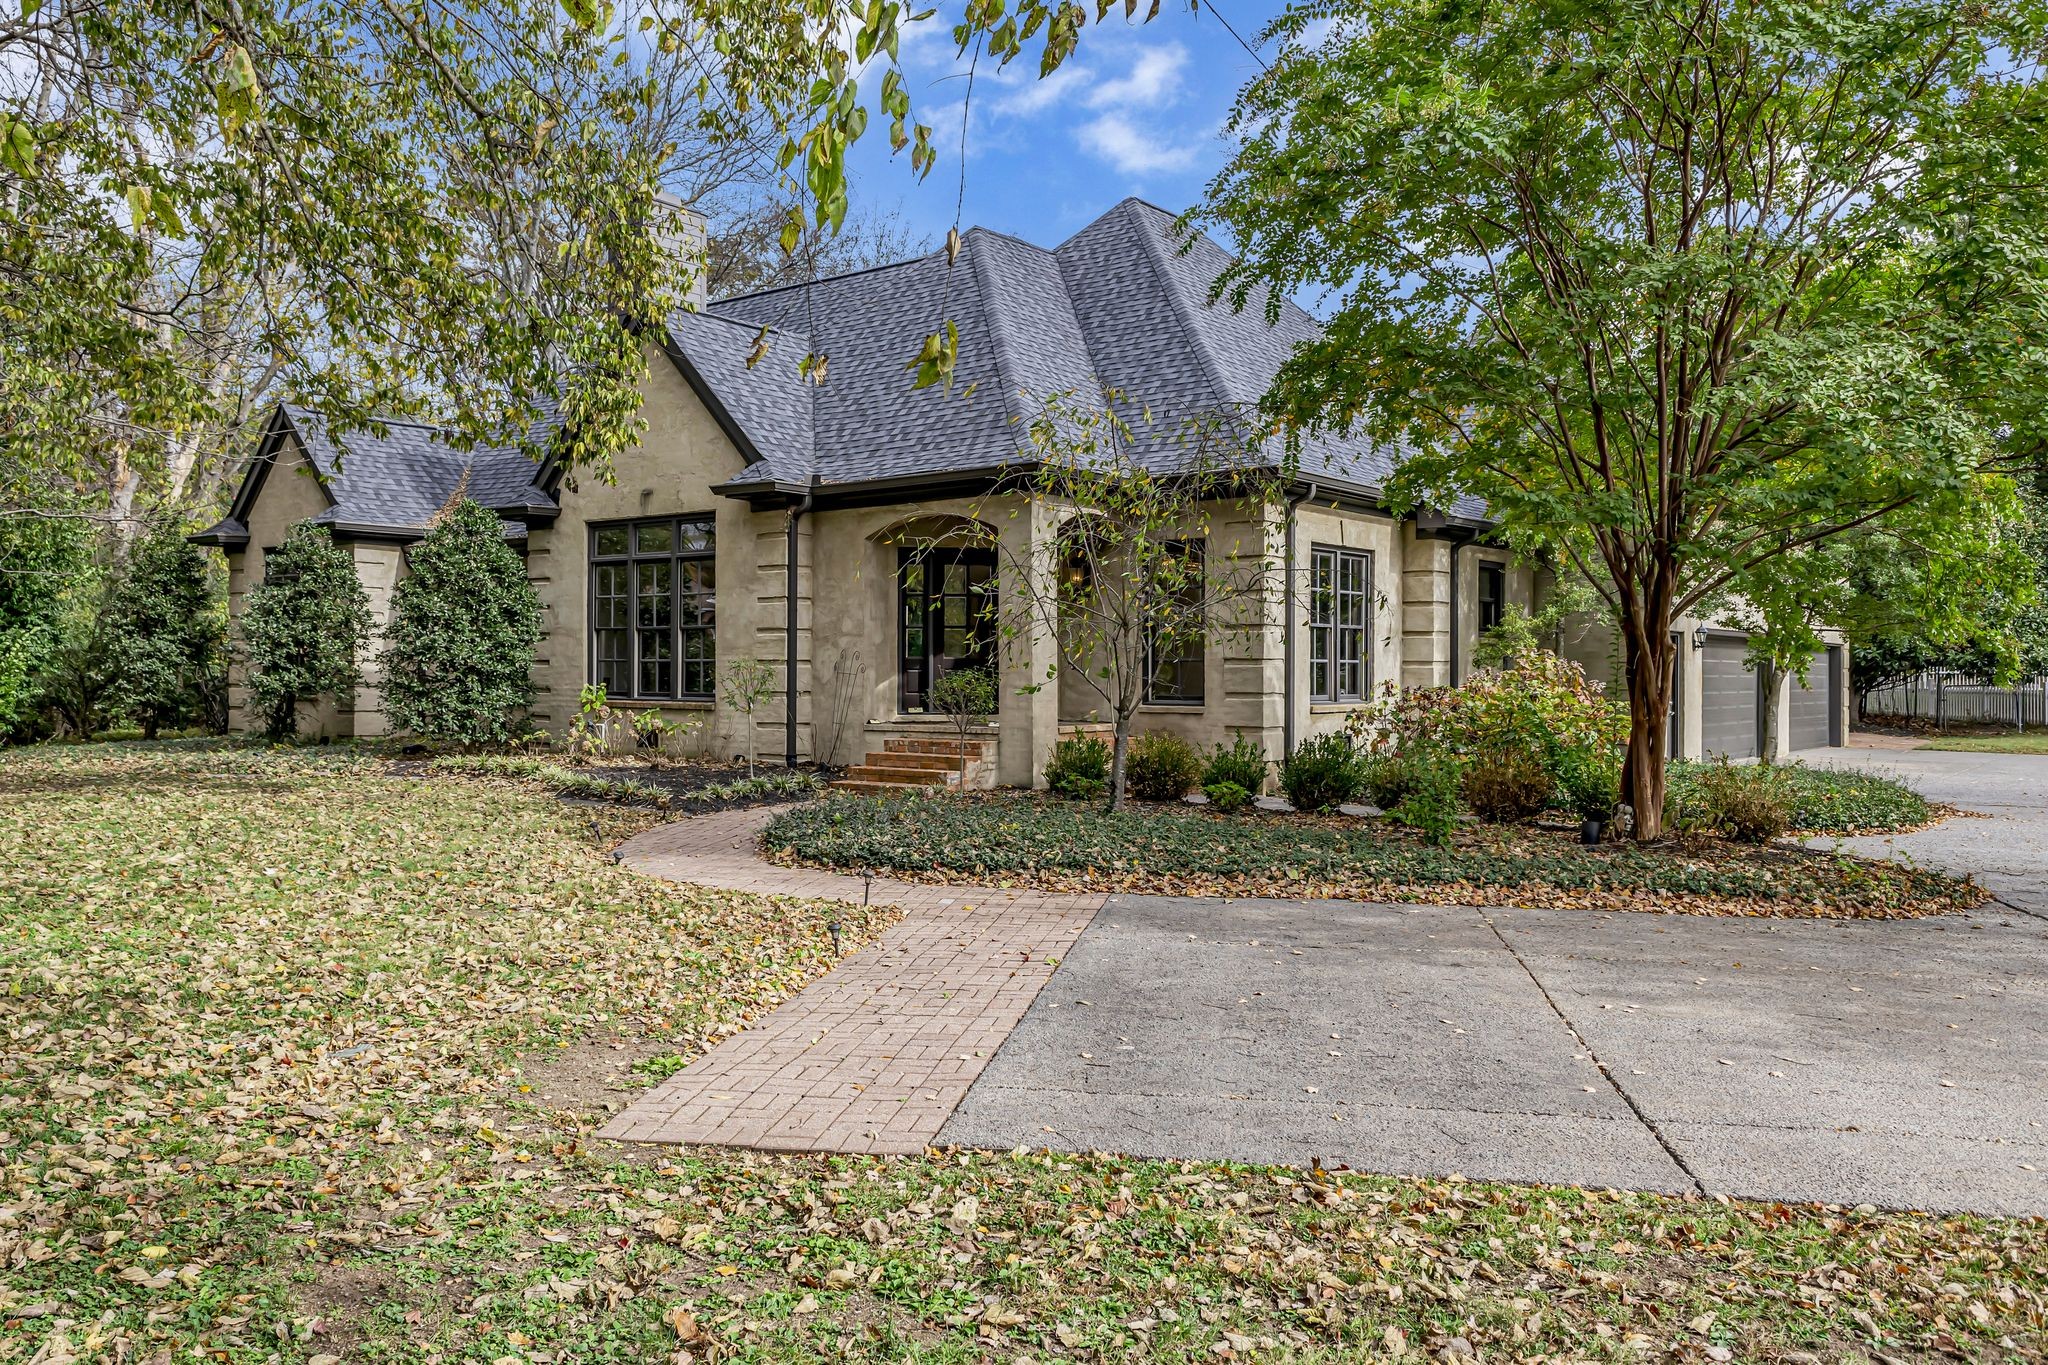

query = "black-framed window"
[[1309, 546, 1369, 703], [1145, 539, 1206, 705], [1478, 562, 1506, 633], [590, 516, 715, 699]]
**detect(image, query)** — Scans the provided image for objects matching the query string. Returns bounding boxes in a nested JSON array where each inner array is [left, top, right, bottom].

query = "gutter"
[[1281, 481, 1318, 760], [784, 486, 815, 767]]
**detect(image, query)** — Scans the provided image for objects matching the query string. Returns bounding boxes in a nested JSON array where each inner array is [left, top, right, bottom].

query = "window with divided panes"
[[589, 517, 715, 699], [1308, 546, 1369, 703]]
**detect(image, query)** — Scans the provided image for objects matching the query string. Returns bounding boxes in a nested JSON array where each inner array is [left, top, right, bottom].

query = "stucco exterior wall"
[[523, 343, 767, 760], [1291, 503, 1402, 744]]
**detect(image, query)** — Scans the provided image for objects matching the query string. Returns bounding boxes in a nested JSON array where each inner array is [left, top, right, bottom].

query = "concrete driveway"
[[1790, 745, 2048, 917], [940, 894, 2047, 1214]]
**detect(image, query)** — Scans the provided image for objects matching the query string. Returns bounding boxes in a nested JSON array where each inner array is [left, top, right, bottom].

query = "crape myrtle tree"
[[380, 498, 544, 744], [964, 391, 1285, 812], [1205, 0, 2048, 837], [241, 521, 371, 741]]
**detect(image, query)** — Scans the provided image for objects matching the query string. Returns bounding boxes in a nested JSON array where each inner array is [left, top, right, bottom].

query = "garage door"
[[1787, 646, 1842, 751], [1700, 637, 1758, 759]]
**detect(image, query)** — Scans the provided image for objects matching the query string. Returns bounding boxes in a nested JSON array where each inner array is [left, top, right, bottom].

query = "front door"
[[898, 548, 997, 712]]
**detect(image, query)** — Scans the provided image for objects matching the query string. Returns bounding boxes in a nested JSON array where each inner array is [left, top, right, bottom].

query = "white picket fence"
[[1860, 670, 2048, 729]]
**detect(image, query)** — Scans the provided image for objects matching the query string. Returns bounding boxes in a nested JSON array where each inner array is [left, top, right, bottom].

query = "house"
[[195, 197, 1845, 778]]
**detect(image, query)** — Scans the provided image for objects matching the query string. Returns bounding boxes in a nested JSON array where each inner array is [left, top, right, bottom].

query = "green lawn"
[[1924, 732, 2048, 753], [1, 743, 2041, 1365]]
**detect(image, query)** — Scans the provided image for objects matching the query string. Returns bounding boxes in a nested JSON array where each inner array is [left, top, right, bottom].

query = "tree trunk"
[[1756, 664, 1780, 765], [1617, 579, 1676, 842], [1108, 715, 1132, 811]]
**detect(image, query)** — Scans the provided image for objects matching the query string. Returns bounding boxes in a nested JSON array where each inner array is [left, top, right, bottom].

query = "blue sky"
[[844, 1, 1286, 251]]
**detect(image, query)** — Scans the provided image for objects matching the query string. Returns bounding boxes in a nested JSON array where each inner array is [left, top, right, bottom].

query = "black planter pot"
[[1580, 818, 1606, 846]]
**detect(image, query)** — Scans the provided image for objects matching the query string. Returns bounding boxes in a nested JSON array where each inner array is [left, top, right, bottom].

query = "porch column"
[[1401, 526, 1452, 689], [997, 496, 1060, 788]]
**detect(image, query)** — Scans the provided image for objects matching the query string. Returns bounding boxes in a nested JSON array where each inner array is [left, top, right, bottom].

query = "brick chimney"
[[650, 190, 709, 311]]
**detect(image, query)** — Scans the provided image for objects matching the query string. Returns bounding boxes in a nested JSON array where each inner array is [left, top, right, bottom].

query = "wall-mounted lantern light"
[[1691, 624, 1709, 650]]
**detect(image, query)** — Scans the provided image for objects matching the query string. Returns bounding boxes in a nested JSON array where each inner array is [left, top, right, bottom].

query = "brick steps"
[[831, 736, 992, 793]]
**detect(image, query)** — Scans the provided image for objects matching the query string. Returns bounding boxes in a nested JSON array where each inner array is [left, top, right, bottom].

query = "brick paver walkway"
[[597, 805, 1104, 1154]]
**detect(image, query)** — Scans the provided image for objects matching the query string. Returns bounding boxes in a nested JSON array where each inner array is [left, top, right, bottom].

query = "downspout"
[[785, 487, 814, 768], [1281, 481, 1318, 759], [1448, 536, 1462, 688]]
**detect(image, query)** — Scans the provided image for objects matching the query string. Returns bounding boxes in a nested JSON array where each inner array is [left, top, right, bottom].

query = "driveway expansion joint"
[[1477, 905, 1708, 1196]]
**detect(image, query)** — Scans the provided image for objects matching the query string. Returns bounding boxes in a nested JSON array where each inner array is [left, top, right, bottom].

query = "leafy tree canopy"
[[1206, 0, 2048, 834], [105, 525, 224, 739]]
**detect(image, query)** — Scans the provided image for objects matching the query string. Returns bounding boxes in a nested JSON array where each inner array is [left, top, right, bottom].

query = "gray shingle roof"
[[197, 406, 558, 546], [695, 197, 1441, 508]]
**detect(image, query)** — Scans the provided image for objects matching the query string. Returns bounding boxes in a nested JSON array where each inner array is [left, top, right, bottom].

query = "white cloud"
[[1084, 43, 1187, 108], [1077, 112, 1203, 176], [987, 60, 1094, 118]]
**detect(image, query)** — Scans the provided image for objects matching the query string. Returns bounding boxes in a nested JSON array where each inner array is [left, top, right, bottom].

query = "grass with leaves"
[[1923, 732, 2048, 754], [1, 743, 2041, 1365]]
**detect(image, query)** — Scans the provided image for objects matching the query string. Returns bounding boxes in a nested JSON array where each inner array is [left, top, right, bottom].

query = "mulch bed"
[[763, 791, 1986, 920]]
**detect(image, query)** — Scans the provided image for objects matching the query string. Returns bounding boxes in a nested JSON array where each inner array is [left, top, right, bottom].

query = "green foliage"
[[1202, 780, 1253, 812], [1202, 731, 1269, 795], [1360, 749, 1422, 811], [430, 753, 819, 808], [0, 516, 92, 740], [1667, 760, 1929, 836], [1390, 748, 1466, 846], [929, 668, 997, 721], [379, 500, 543, 744], [1278, 731, 1369, 812], [1208, 0, 2048, 836], [1044, 735, 1111, 800], [1126, 730, 1203, 802], [1460, 741, 1553, 823], [104, 526, 225, 740], [1557, 746, 1622, 824], [1675, 761, 1792, 844], [240, 521, 371, 740], [767, 793, 1975, 915]]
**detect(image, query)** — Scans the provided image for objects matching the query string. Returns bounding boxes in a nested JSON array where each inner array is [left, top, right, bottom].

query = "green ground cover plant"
[[1668, 760, 1933, 835], [766, 791, 1979, 918], [0, 743, 2037, 1365], [1925, 732, 2048, 754], [429, 753, 820, 808]]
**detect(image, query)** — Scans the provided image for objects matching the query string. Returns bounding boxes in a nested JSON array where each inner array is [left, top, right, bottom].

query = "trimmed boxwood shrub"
[[1045, 735, 1110, 799], [1202, 731, 1269, 794], [1461, 740, 1553, 822], [1279, 731, 1368, 811], [1126, 730, 1203, 801]]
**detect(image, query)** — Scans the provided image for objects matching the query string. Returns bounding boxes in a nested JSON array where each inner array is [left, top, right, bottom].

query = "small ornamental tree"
[[242, 520, 371, 740], [965, 390, 1284, 811], [720, 657, 778, 776], [380, 499, 543, 744], [106, 526, 224, 739], [927, 667, 997, 788]]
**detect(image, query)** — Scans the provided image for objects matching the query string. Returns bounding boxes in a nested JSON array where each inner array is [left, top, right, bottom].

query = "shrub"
[[1126, 730, 1203, 801], [1352, 650, 1623, 775], [1557, 745, 1622, 822], [1045, 735, 1110, 799], [1686, 760, 1792, 843], [1202, 780, 1252, 812], [1360, 750, 1420, 810], [1461, 740, 1554, 822], [1202, 731, 1269, 794], [1278, 731, 1368, 812], [1391, 749, 1465, 846], [1666, 759, 1927, 835], [105, 526, 224, 739], [380, 500, 543, 744], [242, 521, 371, 740]]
